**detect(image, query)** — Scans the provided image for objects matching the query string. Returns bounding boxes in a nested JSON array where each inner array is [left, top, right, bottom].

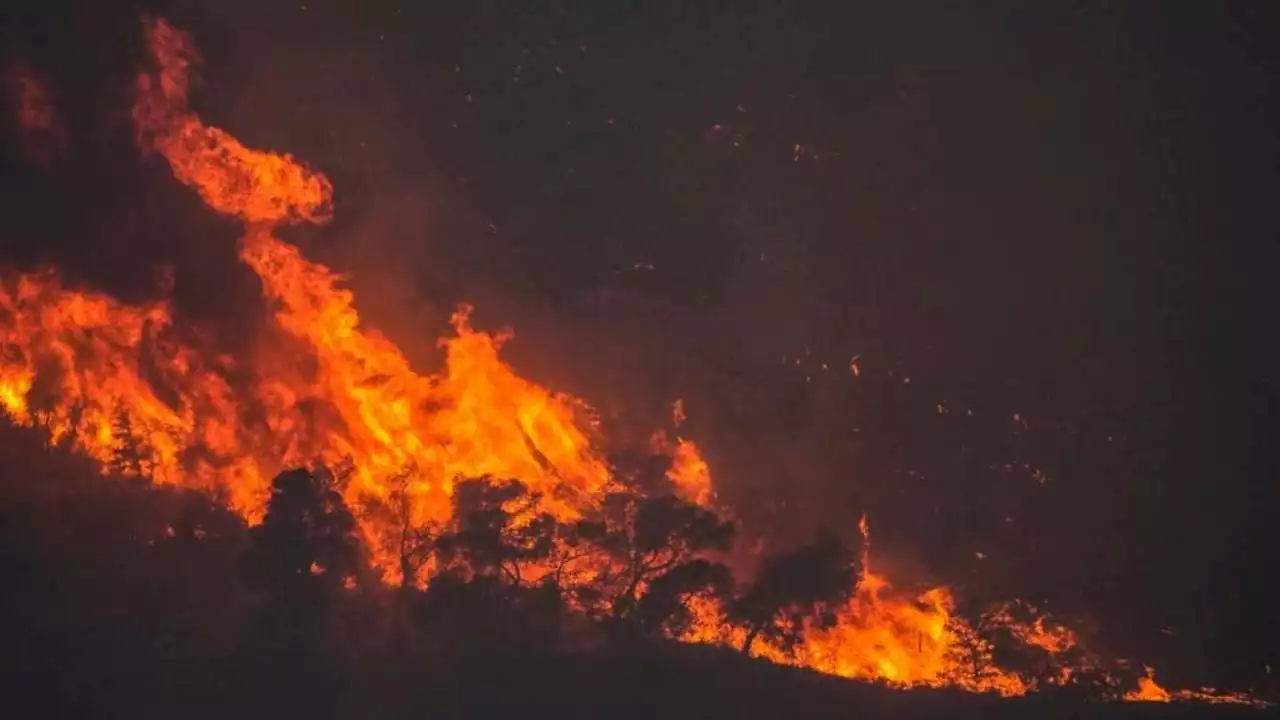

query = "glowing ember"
[[983, 601, 1080, 655]]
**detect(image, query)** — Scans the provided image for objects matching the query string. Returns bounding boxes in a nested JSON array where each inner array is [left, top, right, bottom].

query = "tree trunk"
[[742, 625, 762, 655], [613, 567, 644, 620], [399, 553, 414, 590]]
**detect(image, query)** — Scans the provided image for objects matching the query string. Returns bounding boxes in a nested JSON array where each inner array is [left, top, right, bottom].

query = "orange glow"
[[128, 17, 611, 579], [0, 16, 1267, 708], [648, 401, 713, 508], [666, 437, 713, 508], [1124, 667, 1269, 707], [0, 267, 270, 514], [133, 18, 333, 225], [683, 516, 1035, 695], [1126, 668, 1174, 702], [982, 600, 1080, 654]]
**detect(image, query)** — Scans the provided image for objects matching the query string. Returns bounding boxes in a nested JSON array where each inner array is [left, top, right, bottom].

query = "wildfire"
[[128, 16, 617, 576], [683, 516, 1033, 696], [667, 438, 713, 508], [133, 19, 333, 225], [0, 267, 268, 512], [0, 16, 1268, 708], [650, 409, 714, 508], [1124, 668, 1269, 707]]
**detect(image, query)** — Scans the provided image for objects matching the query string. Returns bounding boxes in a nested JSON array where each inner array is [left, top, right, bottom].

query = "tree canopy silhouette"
[[576, 491, 735, 633], [0, 417, 1260, 714], [245, 466, 365, 594], [433, 476, 559, 583], [729, 530, 858, 654], [356, 465, 436, 588], [236, 465, 370, 713], [416, 476, 566, 655]]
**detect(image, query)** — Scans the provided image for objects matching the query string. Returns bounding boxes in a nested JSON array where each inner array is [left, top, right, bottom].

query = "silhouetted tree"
[[633, 558, 732, 637], [244, 466, 365, 595], [110, 406, 151, 477], [417, 476, 565, 655], [238, 465, 367, 711], [25, 363, 63, 448], [729, 531, 857, 655], [357, 465, 436, 588], [61, 401, 85, 451], [433, 476, 559, 584], [576, 492, 734, 632]]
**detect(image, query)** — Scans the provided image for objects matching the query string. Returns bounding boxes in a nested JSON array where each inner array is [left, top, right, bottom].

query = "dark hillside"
[[0, 422, 1267, 719]]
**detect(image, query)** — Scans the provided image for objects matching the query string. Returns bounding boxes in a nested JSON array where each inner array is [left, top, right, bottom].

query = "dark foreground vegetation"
[[0, 421, 1269, 719]]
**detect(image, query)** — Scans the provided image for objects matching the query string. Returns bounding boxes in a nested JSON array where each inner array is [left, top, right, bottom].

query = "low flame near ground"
[[0, 17, 1267, 707]]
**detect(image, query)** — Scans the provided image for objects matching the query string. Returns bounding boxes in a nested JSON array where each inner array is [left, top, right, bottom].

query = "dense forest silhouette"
[[0, 418, 1270, 719], [0, 415, 849, 718]]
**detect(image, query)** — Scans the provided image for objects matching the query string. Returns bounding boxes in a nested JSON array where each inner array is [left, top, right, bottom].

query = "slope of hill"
[[0, 421, 1269, 719]]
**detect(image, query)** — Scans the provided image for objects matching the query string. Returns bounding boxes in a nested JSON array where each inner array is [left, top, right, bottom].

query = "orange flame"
[[683, 516, 1033, 695], [0, 17, 1267, 708], [1124, 667, 1269, 707], [648, 400, 713, 508], [133, 19, 333, 225], [667, 437, 713, 508], [0, 267, 269, 513], [127, 17, 612, 578], [1126, 668, 1175, 702]]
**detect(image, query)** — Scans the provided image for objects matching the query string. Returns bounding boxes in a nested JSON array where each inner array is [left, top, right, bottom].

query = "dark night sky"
[[3, 0, 1277, 687]]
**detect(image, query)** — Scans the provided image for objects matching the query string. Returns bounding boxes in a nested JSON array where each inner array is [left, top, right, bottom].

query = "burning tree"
[[235, 465, 370, 704], [432, 476, 560, 584], [416, 476, 566, 655], [728, 530, 858, 655], [574, 491, 735, 635], [243, 466, 366, 596], [110, 406, 152, 478], [355, 465, 437, 588]]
